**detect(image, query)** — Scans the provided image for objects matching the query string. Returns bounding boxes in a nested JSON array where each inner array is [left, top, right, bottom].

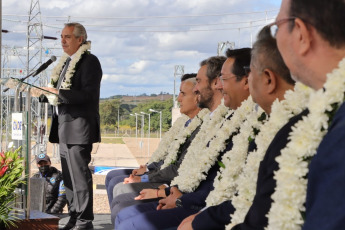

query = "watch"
[[175, 198, 183, 208]]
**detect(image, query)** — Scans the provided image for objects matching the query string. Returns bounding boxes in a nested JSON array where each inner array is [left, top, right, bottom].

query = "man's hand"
[[123, 174, 141, 184], [134, 188, 166, 200], [158, 184, 168, 189], [157, 187, 182, 210], [132, 165, 147, 175], [178, 213, 199, 230], [42, 87, 59, 95], [30, 88, 46, 97]]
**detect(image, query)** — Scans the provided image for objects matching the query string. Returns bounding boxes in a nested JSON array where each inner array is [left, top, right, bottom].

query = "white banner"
[[12, 113, 23, 140]]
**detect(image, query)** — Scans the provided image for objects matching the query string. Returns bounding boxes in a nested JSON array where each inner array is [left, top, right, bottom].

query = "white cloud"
[[2, 0, 281, 98], [128, 60, 151, 74]]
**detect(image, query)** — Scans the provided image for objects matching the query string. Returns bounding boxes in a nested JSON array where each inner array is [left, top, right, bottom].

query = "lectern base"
[[7, 210, 59, 230]]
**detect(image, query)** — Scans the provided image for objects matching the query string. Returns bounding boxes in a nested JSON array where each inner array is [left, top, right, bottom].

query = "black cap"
[[35, 153, 51, 164]]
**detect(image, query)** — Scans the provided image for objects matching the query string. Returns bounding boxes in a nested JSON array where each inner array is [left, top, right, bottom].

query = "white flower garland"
[[161, 109, 209, 169], [148, 115, 190, 164], [172, 98, 255, 193], [227, 83, 311, 229], [46, 42, 91, 106], [169, 103, 230, 192], [206, 104, 265, 207], [266, 58, 345, 230]]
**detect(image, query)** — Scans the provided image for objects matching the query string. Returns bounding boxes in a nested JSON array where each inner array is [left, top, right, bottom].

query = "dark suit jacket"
[[147, 126, 201, 183], [192, 138, 257, 230], [49, 53, 102, 144], [174, 139, 234, 212], [147, 160, 164, 171], [232, 109, 308, 230], [303, 102, 345, 230]]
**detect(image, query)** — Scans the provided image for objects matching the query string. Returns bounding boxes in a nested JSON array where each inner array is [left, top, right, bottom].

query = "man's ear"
[[242, 76, 249, 90], [263, 69, 277, 94], [78, 36, 84, 46], [293, 18, 312, 56], [212, 77, 220, 89]]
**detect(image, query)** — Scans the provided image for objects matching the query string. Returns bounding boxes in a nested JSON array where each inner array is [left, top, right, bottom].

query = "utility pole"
[[217, 41, 235, 56], [149, 109, 162, 140], [141, 112, 150, 157], [173, 65, 184, 108]]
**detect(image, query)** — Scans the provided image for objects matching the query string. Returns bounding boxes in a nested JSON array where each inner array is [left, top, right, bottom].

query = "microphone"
[[2, 56, 57, 93], [32, 56, 57, 77]]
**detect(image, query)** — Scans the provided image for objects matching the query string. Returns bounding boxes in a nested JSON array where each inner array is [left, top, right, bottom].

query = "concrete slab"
[[92, 143, 139, 168]]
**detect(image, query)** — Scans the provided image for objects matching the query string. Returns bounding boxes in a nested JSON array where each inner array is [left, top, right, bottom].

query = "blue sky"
[[2, 0, 281, 98]]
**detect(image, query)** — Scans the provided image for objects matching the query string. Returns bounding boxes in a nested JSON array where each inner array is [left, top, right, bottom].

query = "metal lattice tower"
[[27, 0, 48, 156], [1, 0, 60, 153], [173, 65, 184, 108], [0, 0, 48, 153], [0, 46, 29, 150], [217, 41, 235, 56]]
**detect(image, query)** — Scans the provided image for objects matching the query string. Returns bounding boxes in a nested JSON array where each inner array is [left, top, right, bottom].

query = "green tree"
[[127, 100, 173, 132], [99, 99, 120, 125]]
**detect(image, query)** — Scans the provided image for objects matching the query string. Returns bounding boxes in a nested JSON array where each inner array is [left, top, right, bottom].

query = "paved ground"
[[58, 213, 114, 230]]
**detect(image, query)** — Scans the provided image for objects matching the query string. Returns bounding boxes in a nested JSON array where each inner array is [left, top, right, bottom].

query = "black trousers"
[[60, 143, 93, 225]]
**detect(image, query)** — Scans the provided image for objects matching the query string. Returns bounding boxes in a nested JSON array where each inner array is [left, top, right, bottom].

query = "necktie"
[[185, 119, 192, 127], [57, 57, 71, 89]]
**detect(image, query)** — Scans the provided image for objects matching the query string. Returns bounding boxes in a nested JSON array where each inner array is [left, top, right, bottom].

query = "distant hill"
[[101, 94, 173, 104]]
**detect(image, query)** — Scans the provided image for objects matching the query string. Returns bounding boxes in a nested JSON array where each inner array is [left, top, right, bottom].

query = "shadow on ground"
[[57, 213, 113, 230]]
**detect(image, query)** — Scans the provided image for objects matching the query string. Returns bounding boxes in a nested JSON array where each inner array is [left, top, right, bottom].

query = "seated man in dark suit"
[[114, 49, 253, 230], [266, 0, 345, 229], [178, 25, 309, 230], [105, 73, 199, 207]]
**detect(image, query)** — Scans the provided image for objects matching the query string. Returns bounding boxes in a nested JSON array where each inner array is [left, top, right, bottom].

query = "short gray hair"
[[64, 22, 87, 43], [184, 77, 197, 86]]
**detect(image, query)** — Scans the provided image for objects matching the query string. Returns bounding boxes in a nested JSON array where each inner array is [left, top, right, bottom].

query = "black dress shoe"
[[59, 219, 77, 230], [71, 223, 94, 230]]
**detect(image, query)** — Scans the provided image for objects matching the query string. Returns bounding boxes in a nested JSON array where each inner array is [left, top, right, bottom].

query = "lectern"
[[0, 78, 59, 230]]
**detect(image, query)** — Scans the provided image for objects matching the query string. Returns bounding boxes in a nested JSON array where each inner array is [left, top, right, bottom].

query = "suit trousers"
[[110, 192, 159, 224], [113, 181, 163, 198], [60, 143, 94, 225], [105, 169, 133, 206], [115, 201, 197, 230]]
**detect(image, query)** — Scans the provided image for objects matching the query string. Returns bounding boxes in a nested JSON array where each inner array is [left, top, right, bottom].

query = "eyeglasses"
[[268, 17, 296, 38], [219, 74, 237, 85], [243, 66, 251, 76]]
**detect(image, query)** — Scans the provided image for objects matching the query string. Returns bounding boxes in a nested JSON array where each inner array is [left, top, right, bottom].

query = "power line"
[[3, 9, 278, 20], [83, 24, 268, 33], [43, 17, 275, 29]]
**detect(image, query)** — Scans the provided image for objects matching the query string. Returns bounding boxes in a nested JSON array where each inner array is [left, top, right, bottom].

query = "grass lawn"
[[101, 137, 125, 144]]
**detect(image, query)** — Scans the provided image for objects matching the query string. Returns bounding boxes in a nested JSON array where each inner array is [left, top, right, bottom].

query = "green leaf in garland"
[[218, 161, 226, 169], [258, 112, 267, 122]]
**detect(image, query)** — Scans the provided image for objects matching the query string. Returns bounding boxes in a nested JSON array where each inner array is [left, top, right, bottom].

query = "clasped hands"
[[131, 164, 147, 176], [134, 185, 183, 211], [123, 165, 147, 184], [157, 187, 182, 210], [123, 174, 141, 184]]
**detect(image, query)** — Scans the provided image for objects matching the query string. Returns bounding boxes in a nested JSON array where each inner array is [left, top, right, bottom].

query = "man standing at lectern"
[[44, 22, 102, 230]]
